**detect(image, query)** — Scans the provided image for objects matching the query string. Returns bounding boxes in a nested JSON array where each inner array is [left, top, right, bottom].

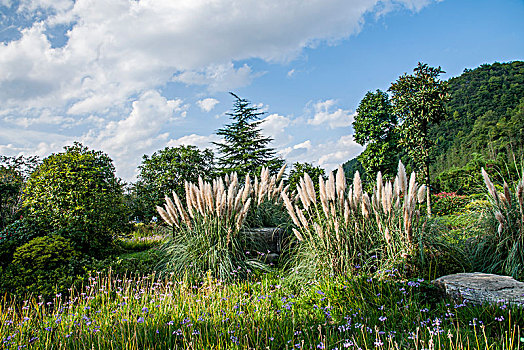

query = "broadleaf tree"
[[353, 89, 399, 178], [389, 63, 450, 215], [131, 145, 215, 222], [287, 162, 326, 194], [22, 143, 127, 255], [0, 155, 40, 230], [214, 93, 284, 178]]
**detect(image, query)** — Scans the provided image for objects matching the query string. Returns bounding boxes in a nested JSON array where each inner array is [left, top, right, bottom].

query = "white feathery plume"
[[393, 175, 400, 199], [254, 176, 259, 201], [297, 184, 310, 210], [234, 190, 243, 214], [362, 193, 371, 218], [292, 228, 304, 241], [481, 168, 498, 201], [319, 176, 327, 203], [517, 181, 524, 207], [156, 206, 173, 226], [281, 191, 301, 227], [327, 171, 336, 202], [503, 181, 511, 205], [397, 160, 407, 195], [417, 185, 427, 204], [276, 164, 286, 183], [336, 165, 347, 196], [314, 222, 324, 240], [164, 195, 179, 225], [376, 171, 383, 202], [344, 200, 350, 224], [172, 191, 190, 226], [296, 205, 309, 229], [242, 173, 251, 203], [353, 171, 362, 205], [198, 176, 204, 193], [382, 181, 393, 214], [407, 172, 417, 202], [304, 173, 317, 205]]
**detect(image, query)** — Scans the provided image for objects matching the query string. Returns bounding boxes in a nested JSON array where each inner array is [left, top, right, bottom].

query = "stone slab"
[[432, 272, 524, 307]]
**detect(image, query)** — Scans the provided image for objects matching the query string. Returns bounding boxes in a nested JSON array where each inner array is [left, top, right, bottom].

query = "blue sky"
[[0, 0, 522, 181]]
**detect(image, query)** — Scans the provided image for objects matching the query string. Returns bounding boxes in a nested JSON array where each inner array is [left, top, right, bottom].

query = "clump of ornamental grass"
[[156, 166, 287, 282], [472, 168, 524, 279], [282, 161, 446, 279]]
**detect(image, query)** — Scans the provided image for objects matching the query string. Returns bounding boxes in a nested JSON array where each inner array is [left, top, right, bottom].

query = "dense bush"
[[431, 192, 470, 216], [0, 218, 40, 268], [0, 155, 40, 230], [22, 143, 129, 256], [0, 235, 86, 298]]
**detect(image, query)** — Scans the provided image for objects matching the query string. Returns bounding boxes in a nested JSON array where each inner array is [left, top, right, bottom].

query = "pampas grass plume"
[[398, 160, 407, 195]]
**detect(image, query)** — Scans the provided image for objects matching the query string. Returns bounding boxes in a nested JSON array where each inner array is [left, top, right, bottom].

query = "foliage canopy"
[[131, 145, 214, 222], [23, 143, 127, 255]]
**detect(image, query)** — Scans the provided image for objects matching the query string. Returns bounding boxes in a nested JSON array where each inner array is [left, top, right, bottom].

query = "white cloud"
[[307, 99, 355, 129], [260, 113, 292, 147], [282, 136, 362, 172], [0, 0, 435, 179], [0, 0, 435, 116], [197, 98, 220, 112], [81, 90, 187, 180], [174, 63, 256, 92], [167, 134, 221, 150]]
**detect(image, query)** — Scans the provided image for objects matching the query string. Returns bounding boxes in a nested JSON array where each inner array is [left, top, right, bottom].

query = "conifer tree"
[[214, 93, 284, 177]]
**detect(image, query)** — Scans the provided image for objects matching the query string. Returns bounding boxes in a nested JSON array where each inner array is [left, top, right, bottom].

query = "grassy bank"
[[1, 269, 522, 349]]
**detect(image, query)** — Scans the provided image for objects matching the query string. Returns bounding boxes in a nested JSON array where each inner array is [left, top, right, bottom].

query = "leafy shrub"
[[131, 145, 215, 222], [13, 235, 76, 270], [0, 235, 86, 298], [22, 143, 129, 256], [0, 218, 40, 268], [432, 192, 469, 216]]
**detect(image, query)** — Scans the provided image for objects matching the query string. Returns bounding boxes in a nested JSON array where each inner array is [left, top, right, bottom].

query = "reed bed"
[[155, 166, 287, 281], [283, 161, 429, 277], [472, 168, 524, 279]]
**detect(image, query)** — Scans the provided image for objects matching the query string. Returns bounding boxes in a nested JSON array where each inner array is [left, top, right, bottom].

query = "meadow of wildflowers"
[[1, 164, 524, 349], [1, 270, 522, 349]]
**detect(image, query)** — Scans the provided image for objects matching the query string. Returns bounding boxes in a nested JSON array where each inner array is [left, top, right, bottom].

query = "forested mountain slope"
[[430, 61, 524, 174], [344, 61, 524, 187]]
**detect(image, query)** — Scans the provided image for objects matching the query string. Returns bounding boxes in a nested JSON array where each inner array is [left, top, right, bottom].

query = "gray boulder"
[[432, 272, 524, 306]]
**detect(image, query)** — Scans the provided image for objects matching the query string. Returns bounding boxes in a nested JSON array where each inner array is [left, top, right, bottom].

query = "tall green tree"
[[353, 90, 399, 177], [287, 162, 326, 194], [214, 93, 284, 178], [131, 145, 215, 222], [389, 63, 449, 215], [0, 155, 40, 230], [23, 143, 127, 255]]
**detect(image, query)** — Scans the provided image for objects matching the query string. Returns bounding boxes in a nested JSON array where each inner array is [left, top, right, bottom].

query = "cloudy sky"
[[0, 0, 522, 181]]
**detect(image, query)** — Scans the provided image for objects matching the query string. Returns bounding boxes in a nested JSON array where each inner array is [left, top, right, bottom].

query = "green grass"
[[1, 269, 522, 349]]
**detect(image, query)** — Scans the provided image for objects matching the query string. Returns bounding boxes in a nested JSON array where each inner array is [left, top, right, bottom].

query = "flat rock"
[[432, 272, 524, 307]]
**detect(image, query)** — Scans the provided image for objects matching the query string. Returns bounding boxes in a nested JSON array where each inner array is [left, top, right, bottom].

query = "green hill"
[[431, 61, 524, 175], [344, 61, 524, 191]]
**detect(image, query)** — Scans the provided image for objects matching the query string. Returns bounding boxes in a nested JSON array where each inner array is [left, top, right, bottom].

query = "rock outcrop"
[[432, 272, 524, 306]]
